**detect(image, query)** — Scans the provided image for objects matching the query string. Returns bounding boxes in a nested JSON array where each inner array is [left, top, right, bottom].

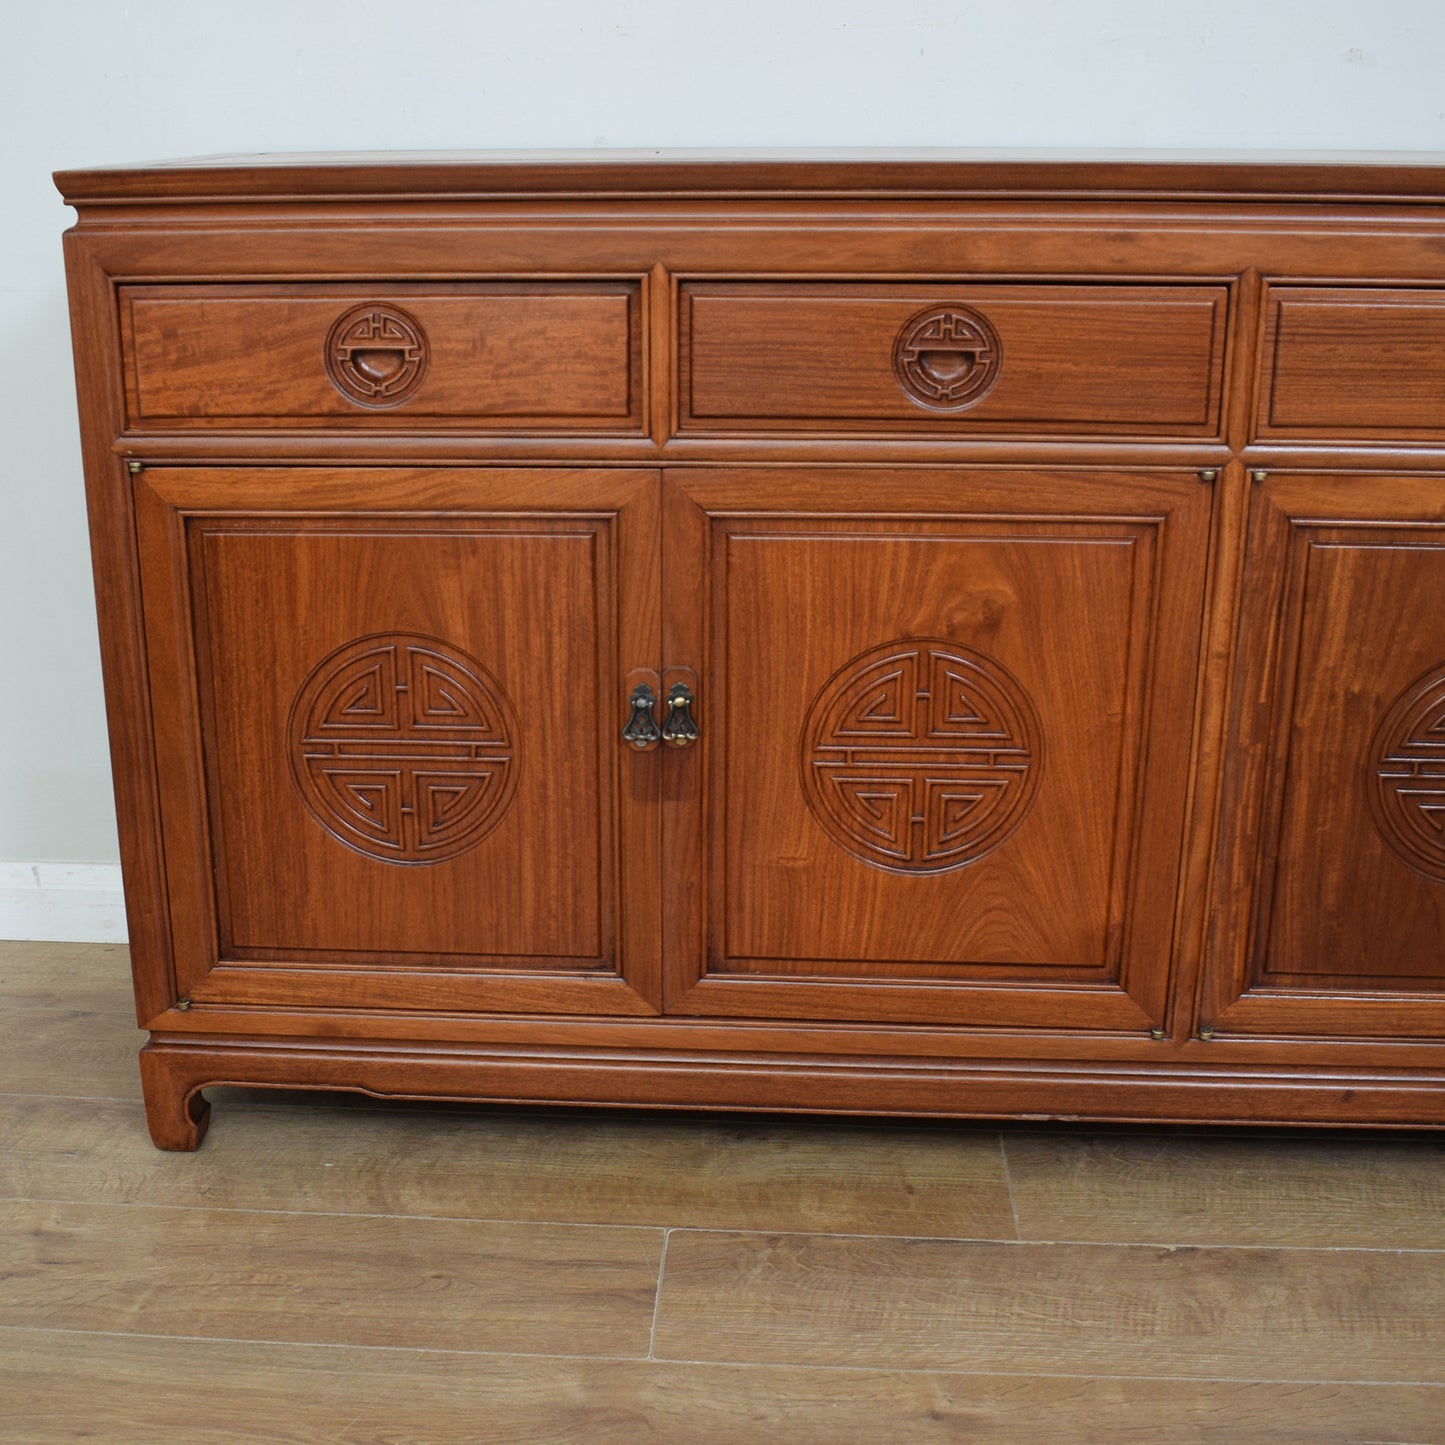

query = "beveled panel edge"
[[1203, 477, 1445, 1037], [117, 280, 647, 435], [1255, 282, 1445, 444], [677, 279, 1231, 440]]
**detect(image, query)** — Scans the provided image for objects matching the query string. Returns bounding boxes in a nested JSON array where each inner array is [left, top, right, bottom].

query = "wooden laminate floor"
[[1, 942, 1443, 1443]]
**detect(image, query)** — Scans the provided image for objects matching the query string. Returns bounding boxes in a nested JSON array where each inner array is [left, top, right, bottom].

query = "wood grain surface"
[[52, 150, 1445, 1138], [1207, 472, 1445, 1041], [6, 1327, 1445, 1445], [123, 283, 640, 430], [4, 945, 1445, 1441], [51, 146, 1445, 204], [0, 1009, 141, 1098], [1003, 1131, 1445, 1249], [0, 1092, 1016, 1237], [652, 1230, 1445, 1381], [1259, 287, 1445, 441], [682, 282, 1227, 434], [0, 940, 135, 1013], [0, 1198, 662, 1355]]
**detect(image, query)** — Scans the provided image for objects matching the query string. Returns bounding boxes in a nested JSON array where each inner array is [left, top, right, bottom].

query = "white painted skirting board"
[[0, 863, 129, 943]]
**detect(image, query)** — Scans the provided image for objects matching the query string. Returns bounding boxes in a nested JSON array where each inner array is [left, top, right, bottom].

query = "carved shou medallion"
[[1369, 662, 1445, 883], [324, 303, 429, 407], [892, 305, 1003, 411], [289, 634, 518, 864], [801, 639, 1042, 873]]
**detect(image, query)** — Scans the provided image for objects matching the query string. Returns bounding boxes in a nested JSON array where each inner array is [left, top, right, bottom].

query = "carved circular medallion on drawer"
[[892, 305, 1003, 411], [324, 303, 429, 407], [289, 634, 519, 865], [1368, 662, 1445, 883], [801, 639, 1042, 873]]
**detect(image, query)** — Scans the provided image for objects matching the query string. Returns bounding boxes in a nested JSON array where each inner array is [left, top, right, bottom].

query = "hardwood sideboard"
[[55, 151, 1445, 1147]]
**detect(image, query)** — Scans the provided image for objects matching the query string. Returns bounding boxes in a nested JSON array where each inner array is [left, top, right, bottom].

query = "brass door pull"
[[661, 682, 700, 749], [622, 683, 662, 751]]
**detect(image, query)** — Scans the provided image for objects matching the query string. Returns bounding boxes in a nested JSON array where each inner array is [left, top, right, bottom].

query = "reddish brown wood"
[[121, 283, 642, 431], [137, 1045, 211, 1150], [49, 148, 1445, 205], [131, 466, 663, 1018], [134, 1036, 1445, 1129], [1258, 288, 1445, 442], [660, 468, 1210, 1032], [1207, 471, 1445, 1039], [681, 283, 1228, 436], [53, 151, 1445, 1146]]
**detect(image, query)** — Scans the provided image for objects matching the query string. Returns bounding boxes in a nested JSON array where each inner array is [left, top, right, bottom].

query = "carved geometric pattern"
[[801, 639, 1042, 873], [1368, 662, 1445, 884], [288, 634, 518, 865], [324, 303, 429, 408], [892, 305, 1003, 411]]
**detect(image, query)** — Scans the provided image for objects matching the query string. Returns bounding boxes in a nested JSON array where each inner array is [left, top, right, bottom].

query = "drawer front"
[[680, 282, 1229, 436], [120, 283, 641, 430], [1258, 287, 1445, 442]]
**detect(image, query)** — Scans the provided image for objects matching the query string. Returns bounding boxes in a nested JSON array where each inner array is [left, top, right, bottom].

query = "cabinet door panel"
[[135, 467, 660, 1017], [662, 469, 1211, 1031], [1207, 473, 1445, 1038]]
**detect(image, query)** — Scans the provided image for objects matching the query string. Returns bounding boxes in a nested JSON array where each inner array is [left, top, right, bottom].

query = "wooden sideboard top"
[[54, 147, 1445, 206]]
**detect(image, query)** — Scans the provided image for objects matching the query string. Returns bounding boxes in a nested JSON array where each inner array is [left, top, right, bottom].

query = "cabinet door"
[[1206, 472, 1445, 1039], [134, 467, 660, 1016], [662, 468, 1212, 1031]]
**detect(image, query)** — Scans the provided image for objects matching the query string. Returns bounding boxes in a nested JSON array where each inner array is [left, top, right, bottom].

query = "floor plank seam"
[[619, 1349, 1445, 1387], [5, 1324, 1444, 1388], [0, 1195, 674, 1236], [3, 1194, 1442, 1252], [647, 1228, 672, 1361], [0, 1091, 141, 1105], [0, 1003, 137, 1016], [652, 1224, 1445, 1254], [0, 1323, 656, 1365]]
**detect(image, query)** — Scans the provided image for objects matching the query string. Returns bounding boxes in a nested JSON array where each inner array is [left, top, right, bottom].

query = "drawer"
[[1258, 287, 1445, 442], [120, 282, 642, 430], [679, 282, 1229, 436]]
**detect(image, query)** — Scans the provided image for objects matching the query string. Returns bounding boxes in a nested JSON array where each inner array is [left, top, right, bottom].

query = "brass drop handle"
[[661, 682, 700, 749], [622, 683, 662, 751]]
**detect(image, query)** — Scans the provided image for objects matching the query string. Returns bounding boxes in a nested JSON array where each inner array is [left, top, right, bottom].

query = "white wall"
[[3, 0, 1444, 937]]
